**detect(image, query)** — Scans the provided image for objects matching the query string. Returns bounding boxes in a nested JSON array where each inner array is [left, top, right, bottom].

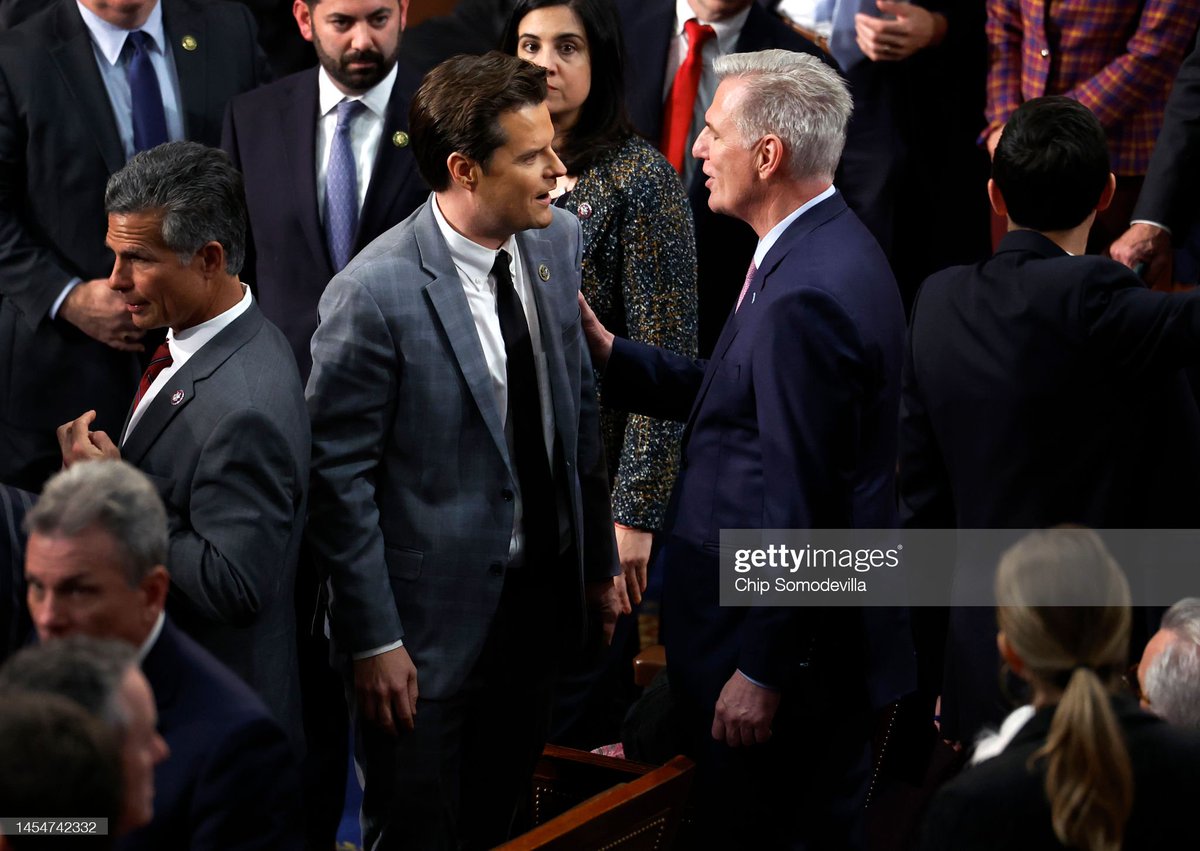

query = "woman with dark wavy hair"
[[502, 0, 696, 608], [920, 528, 1200, 850]]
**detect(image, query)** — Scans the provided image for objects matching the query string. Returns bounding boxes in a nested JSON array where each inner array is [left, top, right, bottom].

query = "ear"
[[757, 134, 785, 180], [997, 630, 1025, 678], [397, 0, 409, 30], [139, 565, 170, 620], [197, 242, 226, 278], [1096, 172, 1117, 212], [987, 178, 1008, 217], [447, 152, 478, 191], [293, 0, 314, 42]]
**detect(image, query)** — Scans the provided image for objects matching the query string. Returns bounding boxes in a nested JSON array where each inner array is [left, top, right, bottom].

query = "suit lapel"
[[48, 3, 125, 174], [164, 0, 207, 140], [121, 304, 262, 464], [355, 65, 421, 253], [280, 70, 330, 271], [517, 229, 574, 450], [416, 211, 512, 471], [683, 192, 848, 435]]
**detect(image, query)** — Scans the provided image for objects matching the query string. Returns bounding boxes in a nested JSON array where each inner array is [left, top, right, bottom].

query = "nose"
[[152, 732, 169, 765], [108, 256, 131, 292], [692, 127, 710, 160], [547, 146, 567, 179], [348, 22, 375, 52]]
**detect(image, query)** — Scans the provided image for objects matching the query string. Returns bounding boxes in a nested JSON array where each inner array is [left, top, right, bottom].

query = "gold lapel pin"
[[392, 131, 410, 148], [181, 35, 198, 51], [538, 264, 550, 282]]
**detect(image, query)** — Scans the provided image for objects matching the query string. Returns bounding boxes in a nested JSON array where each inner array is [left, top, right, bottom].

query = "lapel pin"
[[538, 264, 551, 282], [577, 202, 593, 220], [392, 131, 409, 148], [170, 390, 185, 405], [181, 35, 198, 51], [751, 292, 757, 304]]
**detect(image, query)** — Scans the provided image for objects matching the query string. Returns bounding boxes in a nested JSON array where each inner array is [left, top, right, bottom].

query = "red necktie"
[[661, 19, 716, 173], [132, 340, 172, 410], [736, 261, 757, 311]]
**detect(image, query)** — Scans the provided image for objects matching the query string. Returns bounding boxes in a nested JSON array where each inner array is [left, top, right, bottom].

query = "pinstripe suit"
[[305, 199, 616, 847]]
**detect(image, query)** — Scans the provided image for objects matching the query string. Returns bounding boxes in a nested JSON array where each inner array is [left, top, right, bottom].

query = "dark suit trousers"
[[354, 560, 572, 851]]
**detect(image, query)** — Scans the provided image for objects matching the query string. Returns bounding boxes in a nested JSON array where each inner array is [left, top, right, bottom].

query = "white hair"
[[713, 49, 852, 181]]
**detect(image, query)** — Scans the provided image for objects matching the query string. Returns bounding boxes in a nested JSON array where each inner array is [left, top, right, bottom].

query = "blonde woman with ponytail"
[[920, 528, 1200, 850]]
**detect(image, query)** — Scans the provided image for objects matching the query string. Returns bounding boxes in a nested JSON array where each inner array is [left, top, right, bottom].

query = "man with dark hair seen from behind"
[[0, 0, 266, 491], [0, 692, 122, 851], [22, 459, 302, 851], [901, 96, 1200, 742], [55, 142, 310, 755], [305, 51, 622, 849]]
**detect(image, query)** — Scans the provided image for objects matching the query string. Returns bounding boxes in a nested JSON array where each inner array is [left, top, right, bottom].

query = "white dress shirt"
[[52, 1, 186, 319], [431, 197, 556, 560], [122, 285, 253, 443], [666, 0, 752, 185], [315, 64, 397, 223]]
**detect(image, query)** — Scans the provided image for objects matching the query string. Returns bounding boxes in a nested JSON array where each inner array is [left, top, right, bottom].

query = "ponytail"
[[1032, 667, 1133, 851]]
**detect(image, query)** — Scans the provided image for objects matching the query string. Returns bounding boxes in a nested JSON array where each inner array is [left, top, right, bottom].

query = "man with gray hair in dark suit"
[[54, 142, 310, 752]]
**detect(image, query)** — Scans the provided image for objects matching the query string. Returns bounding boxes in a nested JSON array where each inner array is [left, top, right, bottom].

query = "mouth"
[[126, 302, 147, 314]]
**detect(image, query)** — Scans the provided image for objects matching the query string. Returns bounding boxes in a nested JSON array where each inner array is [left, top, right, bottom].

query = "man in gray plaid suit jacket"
[[305, 53, 622, 850]]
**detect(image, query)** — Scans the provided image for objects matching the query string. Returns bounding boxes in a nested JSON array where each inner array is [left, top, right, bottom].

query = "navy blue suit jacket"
[[616, 0, 832, 356], [605, 191, 911, 714], [222, 63, 428, 382], [120, 618, 301, 851]]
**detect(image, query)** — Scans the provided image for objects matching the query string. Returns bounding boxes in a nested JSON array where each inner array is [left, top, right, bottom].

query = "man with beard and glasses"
[[221, 4, 425, 846]]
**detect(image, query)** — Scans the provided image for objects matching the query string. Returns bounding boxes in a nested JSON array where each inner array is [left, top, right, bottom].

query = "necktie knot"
[[492, 250, 513, 288], [335, 98, 365, 131], [683, 18, 716, 54], [132, 340, 173, 411], [127, 29, 154, 56]]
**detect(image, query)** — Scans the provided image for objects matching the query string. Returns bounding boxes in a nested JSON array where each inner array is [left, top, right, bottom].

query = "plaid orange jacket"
[[984, 0, 1200, 175]]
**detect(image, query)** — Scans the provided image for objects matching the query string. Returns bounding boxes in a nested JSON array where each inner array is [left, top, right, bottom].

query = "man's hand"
[[855, 0, 945, 62], [711, 670, 781, 747], [57, 410, 121, 468], [615, 523, 652, 606], [58, 278, 145, 352], [586, 577, 625, 644], [577, 292, 614, 368], [1111, 222, 1174, 290], [353, 646, 419, 735]]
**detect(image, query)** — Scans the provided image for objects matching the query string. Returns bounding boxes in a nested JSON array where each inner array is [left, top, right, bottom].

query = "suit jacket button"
[[501, 489, 514, 502], [489, 562, 504, 576]]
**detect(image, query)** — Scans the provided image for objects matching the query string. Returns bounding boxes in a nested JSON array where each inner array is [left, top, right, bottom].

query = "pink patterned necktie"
[[735, 261, 757, 311]]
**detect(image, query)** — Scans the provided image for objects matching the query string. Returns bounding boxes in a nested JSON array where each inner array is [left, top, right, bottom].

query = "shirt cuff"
[[737, 668, 780, 691], [49, 277, 82, 320], [1130, 219, 1172, 236], [352, 638, 404, 660]]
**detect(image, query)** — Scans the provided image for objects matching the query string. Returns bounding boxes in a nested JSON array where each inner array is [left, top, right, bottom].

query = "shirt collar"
[[753, 184, 836, 268], [431, 195, 518, 288], [318, 62, 398, 119], [137, 610, 166, 664], [76, 0, 165, 67], [167, 284, 252, 355], [673, 0, 751, 55]]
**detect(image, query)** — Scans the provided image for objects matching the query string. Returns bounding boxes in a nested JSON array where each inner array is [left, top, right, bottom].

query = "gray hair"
[[713, 49, 852, 182], [26, 461, 168, 585], [0, 636, 138, 733], [1144, 598, 1200, 728], [105, 140, 247, 274]]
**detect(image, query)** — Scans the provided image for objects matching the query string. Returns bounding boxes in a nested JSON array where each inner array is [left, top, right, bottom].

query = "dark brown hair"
[[409, 51, 549, 191]]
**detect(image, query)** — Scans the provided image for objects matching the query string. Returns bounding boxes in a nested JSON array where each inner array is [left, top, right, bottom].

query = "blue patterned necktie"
[[126, 30, 168, 153], [325, 99, 366, 272]]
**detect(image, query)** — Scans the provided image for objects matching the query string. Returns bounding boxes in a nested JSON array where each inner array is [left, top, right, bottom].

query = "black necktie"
[[492, 250, 556, 564]]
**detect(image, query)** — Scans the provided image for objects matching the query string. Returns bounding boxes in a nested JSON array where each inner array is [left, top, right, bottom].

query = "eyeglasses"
[[1124, 662, 1151, 707]]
